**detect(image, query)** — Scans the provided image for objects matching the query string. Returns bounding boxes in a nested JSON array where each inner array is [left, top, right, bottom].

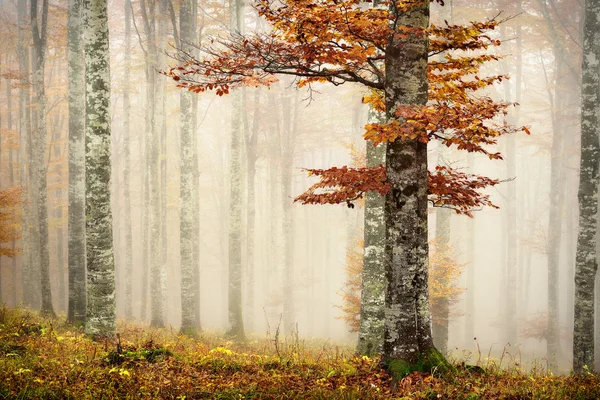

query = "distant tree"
[[225, 0, 245, 340], [83, 0, 116, 338], [168, 0, 526, 374], [573, 0, 600, 373], [31, 0, 55, 318], [179, 0, 198, 336], [121, 0, 134, 321], [67, 0, 86, 327], [16, 0, 34, 309]]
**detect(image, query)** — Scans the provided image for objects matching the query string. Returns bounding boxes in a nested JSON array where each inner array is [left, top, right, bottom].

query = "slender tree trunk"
[[547, 47, 570, 367], [31, 0, 55, 318], [52, 127, 66, 312], [383, 1, 437, 371], [281, 89, 297, 335], [179, 0, 197, 335], [17, 0, 33, 309], [83, 0, 116, 338], [358, 111, 386, 356], [226, 0, 245, 339], [157, 0, 168, 325], [244, 89, 260, 333], [67, 0, 86, 326], [433, 207, 451, 354], [122, 0, 134, 320], [6, 65, 18, 307], [573, 0, 600, 372]]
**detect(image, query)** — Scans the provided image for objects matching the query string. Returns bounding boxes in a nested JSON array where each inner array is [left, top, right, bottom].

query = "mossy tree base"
[[386, 348, 453, 381]]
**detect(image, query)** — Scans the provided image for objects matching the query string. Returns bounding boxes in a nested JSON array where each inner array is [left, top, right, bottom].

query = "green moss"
[[386, 348, 453, 380]]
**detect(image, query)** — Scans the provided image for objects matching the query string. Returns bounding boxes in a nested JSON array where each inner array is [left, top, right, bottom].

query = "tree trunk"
[[244, 88, 260, 333], [6, 64, 18, 307], [433, 207, 451, 354], [31, 0, 55, 318], [546, 44, 571, 368], [357, 110, 386, 356], [281, 88, 297, 335], [122, 0, 134, 320], [83, 0, 116, 338], [573, 0, 600, 373], [17, 0, 33, 309], [226, 0, 245, 340], [382, 1, 437, 372], [179, 0, 197, 335], [67, 0, 86, 325]]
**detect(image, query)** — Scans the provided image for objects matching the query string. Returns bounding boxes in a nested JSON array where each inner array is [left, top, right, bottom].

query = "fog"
[[0, 0, 586, 373]]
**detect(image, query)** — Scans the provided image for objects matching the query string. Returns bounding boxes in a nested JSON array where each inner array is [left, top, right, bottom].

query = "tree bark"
[[67, 0, 86, 326], [383, 1, 437, 370], [573, 0, 600, 373], [31, 0, 55, 318], [179, 0, 198, 335], [17, 0, 33, 309], [226, 0, 245, 340], [83, 0, 116, 338], [358, 111, 386, 356]]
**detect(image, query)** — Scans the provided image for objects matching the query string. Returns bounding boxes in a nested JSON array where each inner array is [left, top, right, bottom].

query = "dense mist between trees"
[[0, 0, 594, 375]]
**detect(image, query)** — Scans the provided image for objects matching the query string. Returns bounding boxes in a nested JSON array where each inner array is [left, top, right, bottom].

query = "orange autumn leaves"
[[0, 186, 22, 258], [167, 1, 529, 214], [296, 165, 500, 217]]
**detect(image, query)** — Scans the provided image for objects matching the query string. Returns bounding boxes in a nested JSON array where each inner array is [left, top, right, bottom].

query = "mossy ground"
[[0, 306, 599, 399]]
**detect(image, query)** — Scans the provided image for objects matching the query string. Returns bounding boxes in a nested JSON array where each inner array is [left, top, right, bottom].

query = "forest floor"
[[0, 307, 599, 399]]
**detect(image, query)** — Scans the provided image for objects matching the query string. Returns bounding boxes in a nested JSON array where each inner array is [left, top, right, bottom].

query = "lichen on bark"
[[83, 0, 116, 339]]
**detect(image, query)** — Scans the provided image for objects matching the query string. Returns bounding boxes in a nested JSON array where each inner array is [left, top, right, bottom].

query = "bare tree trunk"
[[17, 0, 33, 309], [358, 113, 386, 355], [179, 0, 198, 335], [31, 0, 55, 318], [281, 88, 298, 335], [226, 0, 245, 340], [6, 62, 19, 307], [573, 0, 600, 373], [122, 0, 134, 320], [67, 0, 86, 326], [83, 0, 116, 338], [244, 88, 260, 333]]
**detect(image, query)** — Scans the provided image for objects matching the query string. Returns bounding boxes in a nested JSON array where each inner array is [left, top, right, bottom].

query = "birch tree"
[[83, 0, 116, 338]]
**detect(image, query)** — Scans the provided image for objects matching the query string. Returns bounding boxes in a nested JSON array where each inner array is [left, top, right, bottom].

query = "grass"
[[0, 306, 599, 399]]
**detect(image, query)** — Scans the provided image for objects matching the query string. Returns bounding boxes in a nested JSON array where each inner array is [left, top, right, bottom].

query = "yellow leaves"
[[109, 367, 131, 377], [210, 346, 234, 356]]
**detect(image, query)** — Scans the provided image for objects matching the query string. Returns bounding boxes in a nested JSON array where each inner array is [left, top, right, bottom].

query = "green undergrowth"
[[0, 306, 599, 399]]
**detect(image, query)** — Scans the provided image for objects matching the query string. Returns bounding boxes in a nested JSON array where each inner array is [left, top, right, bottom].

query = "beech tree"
[[83, 0, 116, 338], [168, 0, 525, 374], [67, 0, 87, 327], [31, 0, 55, 318], [573, 0, 600, 373]]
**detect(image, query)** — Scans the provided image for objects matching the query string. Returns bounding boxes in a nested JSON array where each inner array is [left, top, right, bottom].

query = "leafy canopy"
[[167, 0, 528, 214]]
